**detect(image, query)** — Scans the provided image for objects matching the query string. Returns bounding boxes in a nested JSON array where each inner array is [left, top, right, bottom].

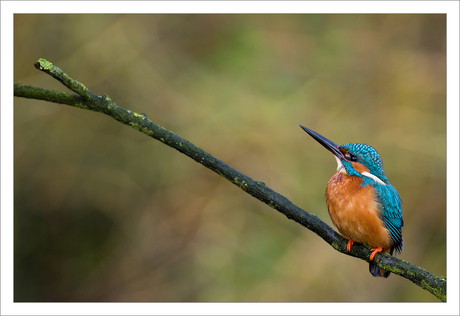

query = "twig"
[[14, 58, 447, 302]]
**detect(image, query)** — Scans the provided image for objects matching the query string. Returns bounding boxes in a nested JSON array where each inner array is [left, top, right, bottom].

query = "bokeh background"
[[14, 14, 446, 302]]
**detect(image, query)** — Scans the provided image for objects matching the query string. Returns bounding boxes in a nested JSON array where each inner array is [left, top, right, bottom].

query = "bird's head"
[[300, 125, 388, 186]]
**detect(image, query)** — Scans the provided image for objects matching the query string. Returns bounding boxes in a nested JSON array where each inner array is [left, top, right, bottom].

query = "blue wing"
[[374, 183, 404, 254]]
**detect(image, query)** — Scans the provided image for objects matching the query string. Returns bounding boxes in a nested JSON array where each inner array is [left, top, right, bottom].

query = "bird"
[[299, 125, 403, 277]]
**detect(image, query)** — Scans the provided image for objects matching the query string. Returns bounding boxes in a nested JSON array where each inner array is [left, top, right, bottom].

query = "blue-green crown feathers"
[[339, 143, 389, 184]]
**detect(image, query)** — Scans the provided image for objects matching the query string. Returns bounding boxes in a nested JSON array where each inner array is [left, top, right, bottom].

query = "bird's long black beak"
[[299, 125, 344, 159]]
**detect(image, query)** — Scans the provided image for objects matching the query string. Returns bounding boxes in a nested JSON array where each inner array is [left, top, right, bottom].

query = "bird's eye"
[[345, 153, 358, 162]]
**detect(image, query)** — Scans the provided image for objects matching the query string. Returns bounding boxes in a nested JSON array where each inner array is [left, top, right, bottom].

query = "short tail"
[[369, 262, 390, 278], [369, 247, 395, 278]]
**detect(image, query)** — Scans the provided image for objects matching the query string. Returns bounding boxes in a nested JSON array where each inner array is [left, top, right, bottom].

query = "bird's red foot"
[[346, 239, 355, 252], [369, 247, 383, 261]]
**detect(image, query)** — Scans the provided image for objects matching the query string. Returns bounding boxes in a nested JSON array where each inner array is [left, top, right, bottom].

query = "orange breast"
[[325, 172, 392, 251]]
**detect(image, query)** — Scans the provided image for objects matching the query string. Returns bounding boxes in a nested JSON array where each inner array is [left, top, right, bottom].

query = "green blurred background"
[[14, 14, 446, 302]]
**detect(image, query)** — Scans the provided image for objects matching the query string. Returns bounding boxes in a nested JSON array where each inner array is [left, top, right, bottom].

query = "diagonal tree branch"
[[14, 58, 446, 302]]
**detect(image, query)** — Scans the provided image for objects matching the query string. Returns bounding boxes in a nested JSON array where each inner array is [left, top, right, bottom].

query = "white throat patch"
[[334, 156, 346, 173]]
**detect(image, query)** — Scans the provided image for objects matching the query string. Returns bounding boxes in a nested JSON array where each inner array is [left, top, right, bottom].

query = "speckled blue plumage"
[[374, 182, 404, 253], [340, 143, 388, 183]]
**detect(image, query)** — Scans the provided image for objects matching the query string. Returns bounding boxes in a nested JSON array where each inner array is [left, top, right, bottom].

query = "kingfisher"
[[299, 125, 403, 278]]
